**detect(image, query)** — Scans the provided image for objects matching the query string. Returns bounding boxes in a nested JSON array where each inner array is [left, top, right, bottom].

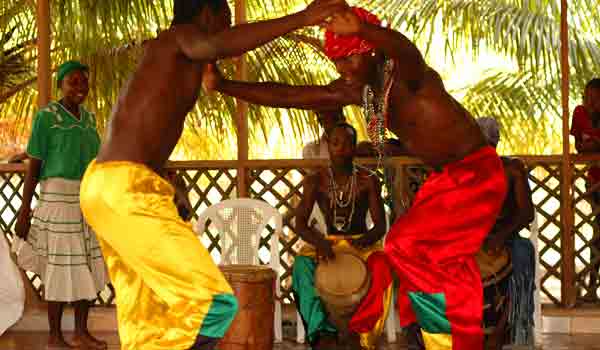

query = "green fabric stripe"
[[408, 292, 452, 334], [32, 216, 82, 225], [40, 191, 79, 196], [47, 262, 92, 266], [30, 225, 82, 234], [38, 199, 80, 204], [46, 249, 101, 256], [292, 255, 337, 343], [199, 293, 238, 338]]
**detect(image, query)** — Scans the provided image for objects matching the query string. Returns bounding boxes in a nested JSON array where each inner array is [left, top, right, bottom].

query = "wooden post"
[[36, 0, 51, 107], [234, 0, 249, 197], [559, 0, 576, 307], [17, 0, 53, 314]]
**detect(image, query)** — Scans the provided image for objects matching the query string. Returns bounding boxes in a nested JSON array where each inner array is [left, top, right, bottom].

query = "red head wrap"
[[323, 7, 381, 60]]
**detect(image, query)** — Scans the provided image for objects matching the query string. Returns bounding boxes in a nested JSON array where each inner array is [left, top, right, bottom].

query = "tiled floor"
[[3, 331, 600, 349]]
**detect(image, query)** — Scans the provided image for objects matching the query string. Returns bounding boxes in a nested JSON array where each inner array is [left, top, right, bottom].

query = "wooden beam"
[[559, 0, 576, 308], [36, 0, 51, 107], [234, 0, 249, 197]]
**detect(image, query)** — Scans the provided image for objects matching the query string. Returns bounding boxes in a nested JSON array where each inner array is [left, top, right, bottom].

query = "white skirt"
[[27, 178, 108, 302]]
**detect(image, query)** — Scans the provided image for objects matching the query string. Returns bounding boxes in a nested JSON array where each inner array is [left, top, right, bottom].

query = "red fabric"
[[571, 105, 600, 184], [348, 251, 393, 333], [384, 146, 507, 350], [324, 7, 380, 60]]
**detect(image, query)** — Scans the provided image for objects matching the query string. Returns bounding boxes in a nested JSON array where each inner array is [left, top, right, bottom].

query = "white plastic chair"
[[296, 205, 399, 344], [195, 198, 283, 343]]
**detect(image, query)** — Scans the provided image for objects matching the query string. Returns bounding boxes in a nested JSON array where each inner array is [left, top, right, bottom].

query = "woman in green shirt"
[[15, 61, 108, 349]]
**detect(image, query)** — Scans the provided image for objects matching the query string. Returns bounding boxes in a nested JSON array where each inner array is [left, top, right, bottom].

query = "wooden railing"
[[2, 155, 600, 307]]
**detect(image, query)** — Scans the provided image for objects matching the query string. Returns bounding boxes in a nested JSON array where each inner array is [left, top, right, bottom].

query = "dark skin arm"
[[175, 0, 346, 62], [355, 139, 410, 157], [296, 173, 335, 260], [15, 157, 42, 239], [203, 65, 361, 110], [173, 176, 194, 221], [486, 159, 534, 253], [350, 174, 387, 248]]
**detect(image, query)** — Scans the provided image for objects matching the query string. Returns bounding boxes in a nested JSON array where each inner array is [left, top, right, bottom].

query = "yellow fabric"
[[421, 329, 453, 350], [299, 236, 389, 349], [358, 283, 392, 350], [80, 160, 235, 350], [298, 235, 382, 260]]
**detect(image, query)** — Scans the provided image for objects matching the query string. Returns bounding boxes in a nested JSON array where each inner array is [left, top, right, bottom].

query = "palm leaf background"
[[1, 0, 599, 158]]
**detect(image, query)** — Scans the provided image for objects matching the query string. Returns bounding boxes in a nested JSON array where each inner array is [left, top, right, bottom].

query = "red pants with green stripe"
[[384, 147, 507, 350]]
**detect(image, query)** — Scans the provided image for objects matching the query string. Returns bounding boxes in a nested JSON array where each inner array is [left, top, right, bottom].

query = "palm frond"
[[458, 69, 565, 154]]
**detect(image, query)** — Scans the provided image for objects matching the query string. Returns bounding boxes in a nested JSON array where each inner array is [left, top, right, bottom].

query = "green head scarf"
[[57, 60, 88, 87]]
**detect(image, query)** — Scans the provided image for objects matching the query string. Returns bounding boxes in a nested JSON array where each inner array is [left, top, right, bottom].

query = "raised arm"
[[204, 65, 361, 110], [327, 10, 427, 84], [175, 0, 345, 62]]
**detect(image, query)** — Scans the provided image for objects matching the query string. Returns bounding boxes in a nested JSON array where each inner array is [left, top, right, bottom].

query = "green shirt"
[[26, 101, 101, 181]]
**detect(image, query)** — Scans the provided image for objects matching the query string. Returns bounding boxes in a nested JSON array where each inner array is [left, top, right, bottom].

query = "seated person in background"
[[571, 78, 600, 299], [302, 108, 345, 159], [293, 123, 393, 350], [477, 117, 536, 348]]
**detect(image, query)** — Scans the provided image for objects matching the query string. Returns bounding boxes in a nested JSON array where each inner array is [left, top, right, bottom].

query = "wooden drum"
[[218, 265, 275, 350], [476, 247, 512, 337], [314, 250, 370, 332]]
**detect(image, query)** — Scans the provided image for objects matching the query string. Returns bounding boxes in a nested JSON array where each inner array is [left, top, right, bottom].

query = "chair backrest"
[[196, 198, 282, 267]]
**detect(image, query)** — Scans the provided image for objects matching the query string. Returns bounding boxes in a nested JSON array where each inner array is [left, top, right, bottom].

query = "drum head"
[[315, 252, 368, 297], [219, 264, 276, 282]]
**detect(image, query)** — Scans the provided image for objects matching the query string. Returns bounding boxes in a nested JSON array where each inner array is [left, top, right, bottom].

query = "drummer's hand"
[[316, 240, 335, 261], [350, 236, 374, 249]]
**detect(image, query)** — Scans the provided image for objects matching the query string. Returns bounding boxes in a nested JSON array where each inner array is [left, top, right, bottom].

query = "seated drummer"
[[477, 117, 536, 348], [292, 122, 394, 350]]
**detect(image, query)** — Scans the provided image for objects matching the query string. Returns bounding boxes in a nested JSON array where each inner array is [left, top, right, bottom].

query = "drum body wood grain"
[[314, 250, 370, 333], [476, 247, 513, 340], [218, 265, 275, 350]]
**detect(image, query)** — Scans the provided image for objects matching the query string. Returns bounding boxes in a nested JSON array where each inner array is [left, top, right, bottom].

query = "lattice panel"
[[572, 163, 600, 302], [527, 162, 562, 304], [0, 159, 591, 307], [248, 167, 307, 303], [175, 168, 237, 256]]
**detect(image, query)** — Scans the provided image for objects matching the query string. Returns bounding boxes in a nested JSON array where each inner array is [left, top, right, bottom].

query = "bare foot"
[[72, 332, 107, 350], [47, 334, 75, 349]]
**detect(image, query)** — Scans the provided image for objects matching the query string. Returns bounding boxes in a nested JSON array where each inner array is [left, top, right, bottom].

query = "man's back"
[[97, 29, 204, 171]]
